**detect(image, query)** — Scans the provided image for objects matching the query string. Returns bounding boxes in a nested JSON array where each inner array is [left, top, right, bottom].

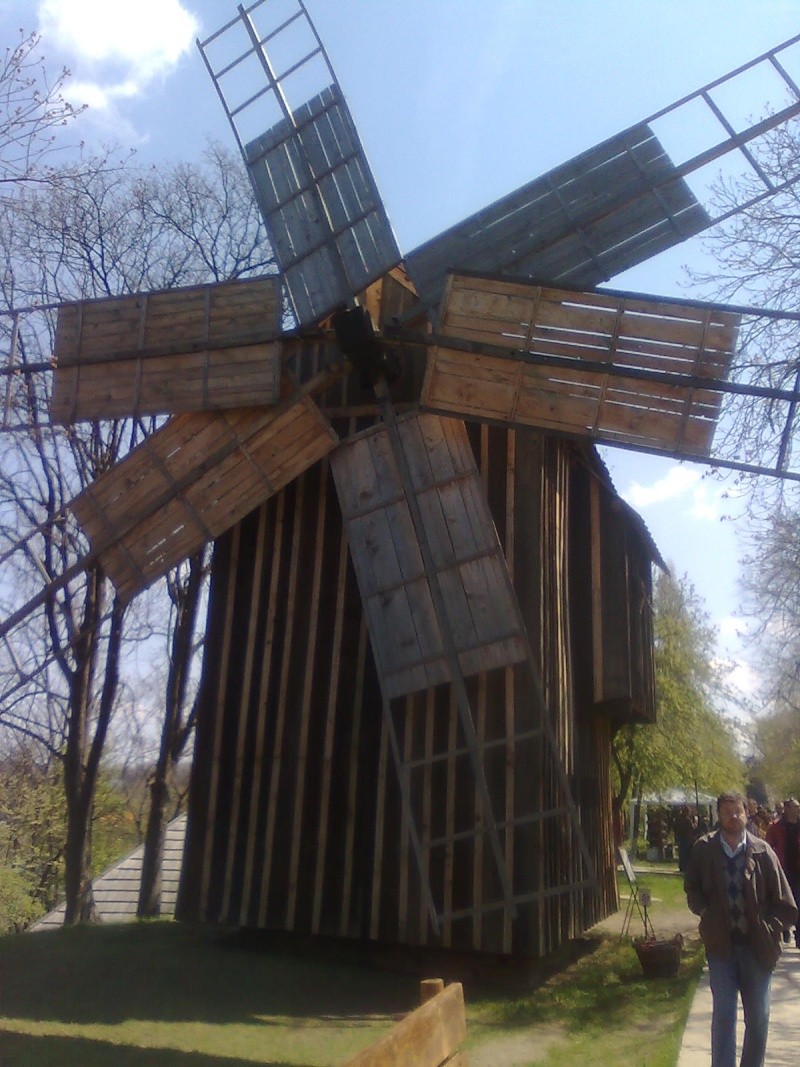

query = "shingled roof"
[[30, 814, 187, 930]]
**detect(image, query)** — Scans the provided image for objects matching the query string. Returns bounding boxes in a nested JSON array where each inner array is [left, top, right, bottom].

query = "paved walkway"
[[678, 945, 800, 1065]]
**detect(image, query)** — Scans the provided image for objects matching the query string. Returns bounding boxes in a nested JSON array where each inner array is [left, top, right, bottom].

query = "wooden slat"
[[369, 700, 390, 941], [343, 982, 466, 1067], [69, 378, 339, 601], [220, 502, 269, 918], [419, 686, 435, 945], [239, 492, 287, 925], [51, 277, 282, 421], [51, 342, 283, 423], [258, 474, 305, 928], [503, 430, 516, 955], [406, 124, 708, 305], [443, 689, 458, 947], [286, 458, 329, 928], [199, 523, 241, 920], [421, 273, 739, 459], [312, 479, 350, 933], [340, 614, 369, 939], [330, 412, 527, 699], [398, 693, 414, 941]]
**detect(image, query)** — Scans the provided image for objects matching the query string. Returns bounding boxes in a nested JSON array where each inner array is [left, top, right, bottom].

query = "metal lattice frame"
[[407, 32, 800, 309], [197, 0, 400, 328]]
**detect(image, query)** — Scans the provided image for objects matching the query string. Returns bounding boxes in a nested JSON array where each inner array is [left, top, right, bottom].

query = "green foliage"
[[0, 866, 40, 933], [90, 774, 140, 878], [755, 707, 800, 802], [0, 745, 144, 925], [0, 748, 65, 915], [612, 571, 744, 805]]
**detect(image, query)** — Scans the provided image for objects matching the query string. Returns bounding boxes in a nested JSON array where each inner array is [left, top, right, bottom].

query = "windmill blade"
[[51, 276, 283, 423], [330, 410, 527, 700], [421, 271, 739, 461], [197, 0, 400, 329], [67, 371, 339, 602], [406, 32, 800, 310]]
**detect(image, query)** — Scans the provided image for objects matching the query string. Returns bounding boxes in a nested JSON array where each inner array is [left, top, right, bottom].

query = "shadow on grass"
[[0, 1030, 305, 1067], [466, 935, 706, 1035], [2, 922, 417, 1029]]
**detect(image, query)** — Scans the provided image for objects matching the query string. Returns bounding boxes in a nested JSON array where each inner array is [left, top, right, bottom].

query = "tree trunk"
[[138, 776, 168, 917], [138, 553, 204, 918], [61, 588, 125, 924], [63, 789, 96, 922]]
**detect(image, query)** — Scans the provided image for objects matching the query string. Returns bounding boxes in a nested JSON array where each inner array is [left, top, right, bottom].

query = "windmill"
[[8, 3, 800, 948]]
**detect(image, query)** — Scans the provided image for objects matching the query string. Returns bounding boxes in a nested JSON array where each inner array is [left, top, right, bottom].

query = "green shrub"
[[0, 865, 41, 932]]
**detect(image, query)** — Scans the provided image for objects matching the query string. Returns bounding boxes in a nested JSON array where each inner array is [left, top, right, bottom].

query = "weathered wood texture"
[[51, 276, 282, 422], [406, 124, 709, 308], [343, 981, 466, 1067], [422, 273, 738, 458], [245, 83, 401, 329], [331, 412, 527, 699], [177, 423, 648, 956], [70, 378, 338, 601]]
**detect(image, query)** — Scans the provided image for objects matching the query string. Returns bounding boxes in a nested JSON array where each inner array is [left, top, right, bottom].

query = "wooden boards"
[[422, 273, 739, 458], [330, 411, 527, 699], [343, 981, 466, 1067], [69, 379, 338, 601], [406, 123, 708, 307], [244, 82, 401, 329], [51, 276, 282, 422]]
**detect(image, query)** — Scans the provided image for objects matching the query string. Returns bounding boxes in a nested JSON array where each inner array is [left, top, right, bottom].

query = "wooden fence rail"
[[343, 979, 467, 1066]]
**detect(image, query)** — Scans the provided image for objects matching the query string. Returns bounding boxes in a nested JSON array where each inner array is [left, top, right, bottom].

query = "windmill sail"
[[197, 0, 400, 329], [407, 124, 708, 309], [407, 32, 800, 309], [51, 276, 283, 423], [422, 272, 740, 460], [330, 411, 528, 699], [70, 374, 338, 601]]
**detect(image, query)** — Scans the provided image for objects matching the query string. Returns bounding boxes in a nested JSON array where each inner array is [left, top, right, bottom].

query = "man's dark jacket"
[[684, 830, 797, 970]]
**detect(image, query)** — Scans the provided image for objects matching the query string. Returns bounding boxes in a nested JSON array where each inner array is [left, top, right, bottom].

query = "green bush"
[[0, 865, 41, 933]]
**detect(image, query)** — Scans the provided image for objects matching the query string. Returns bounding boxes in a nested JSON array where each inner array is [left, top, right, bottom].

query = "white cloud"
[[622, 466, 701, 508], [622, 465, 731, 521], [38, 0, 198, 111], [718, 615, 749, 641]]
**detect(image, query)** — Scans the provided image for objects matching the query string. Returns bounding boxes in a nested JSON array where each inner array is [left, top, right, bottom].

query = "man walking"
[[684, 790, 797, 1067]]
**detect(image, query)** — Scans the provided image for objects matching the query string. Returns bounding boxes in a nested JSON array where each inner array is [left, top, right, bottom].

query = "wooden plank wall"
[[51, 277, 282, 422], [177, 423, 645, 955]]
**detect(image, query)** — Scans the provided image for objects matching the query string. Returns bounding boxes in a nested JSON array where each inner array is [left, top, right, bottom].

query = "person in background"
[[674, 804, 696, 873], [766, 797, 800, 946], [685, 790, 796, 1067], [746, 802, 772, 840]]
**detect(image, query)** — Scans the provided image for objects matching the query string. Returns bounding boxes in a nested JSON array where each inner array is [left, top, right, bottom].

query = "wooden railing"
[[343, 978, 467, 1066]]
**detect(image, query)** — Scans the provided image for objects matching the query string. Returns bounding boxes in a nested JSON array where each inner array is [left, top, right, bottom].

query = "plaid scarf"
[[723, 847, 748, 934]]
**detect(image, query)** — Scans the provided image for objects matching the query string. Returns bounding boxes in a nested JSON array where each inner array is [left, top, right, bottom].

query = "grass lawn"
[[0, 914, 703, 1066]]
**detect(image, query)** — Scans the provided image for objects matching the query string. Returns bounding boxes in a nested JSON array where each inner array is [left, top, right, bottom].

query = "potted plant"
[[633, 888, 683, 978]]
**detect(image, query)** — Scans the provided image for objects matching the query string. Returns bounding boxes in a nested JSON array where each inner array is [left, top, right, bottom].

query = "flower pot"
[[634, 934, 683, 978]]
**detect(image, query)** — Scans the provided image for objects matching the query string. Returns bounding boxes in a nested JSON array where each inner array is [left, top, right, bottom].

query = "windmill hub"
[[331, 305, 401, 387]]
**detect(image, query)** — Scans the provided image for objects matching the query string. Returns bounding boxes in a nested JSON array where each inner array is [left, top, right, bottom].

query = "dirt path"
[[590, 877, 700, 942]]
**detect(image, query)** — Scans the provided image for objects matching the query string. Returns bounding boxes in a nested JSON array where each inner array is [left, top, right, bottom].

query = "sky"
[[4, 0, 800, 712]]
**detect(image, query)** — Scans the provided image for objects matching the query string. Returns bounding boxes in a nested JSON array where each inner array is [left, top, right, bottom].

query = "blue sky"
[[5, 0, 800, 706]]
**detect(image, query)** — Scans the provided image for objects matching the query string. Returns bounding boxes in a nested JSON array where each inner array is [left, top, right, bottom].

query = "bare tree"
[[692, 120, 800, 480], [1, 143, 272, 921], [0, 29, 85, 190], [693, 119, 800, 773]]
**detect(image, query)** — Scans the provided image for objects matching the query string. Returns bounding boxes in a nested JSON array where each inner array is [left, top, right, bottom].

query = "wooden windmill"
[[27, 4, 800, 953]]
